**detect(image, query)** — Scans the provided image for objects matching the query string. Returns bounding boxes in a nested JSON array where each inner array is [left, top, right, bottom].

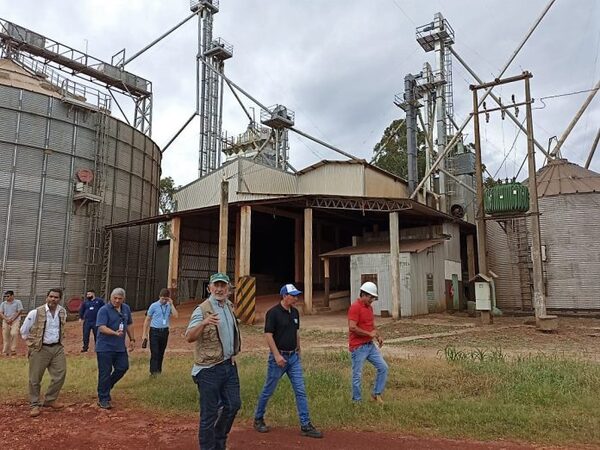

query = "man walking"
[[95, 287, 135, 409], [348, 281, 388, 403], [79, 290, 104, 352], [186, 272, 241, 450], [253, 283, 322, 439], [1, 290, 24, 356], [142, 288, 179, 375], [20, 288, 67, 417]]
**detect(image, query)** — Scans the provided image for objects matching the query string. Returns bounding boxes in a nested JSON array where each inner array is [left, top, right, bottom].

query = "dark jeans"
[[82, 321, 98, 351], [97, 351, 129, 402], [193, 359, 241, 450], [149, 327, 169, 374]]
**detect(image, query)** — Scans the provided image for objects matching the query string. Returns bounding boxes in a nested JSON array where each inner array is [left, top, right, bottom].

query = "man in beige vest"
[[186, 272, 241, 450], [20, 288, 67, 417]]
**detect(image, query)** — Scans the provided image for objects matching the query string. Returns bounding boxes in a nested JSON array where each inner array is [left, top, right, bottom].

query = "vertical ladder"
[[100, 229, 112, 299], [443, 46, 454, 137], [84, 110, 109, 290]]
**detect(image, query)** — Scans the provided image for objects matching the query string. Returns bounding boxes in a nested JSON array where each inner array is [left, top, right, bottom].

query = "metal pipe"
[[161, 112, 197, 154], [404, 74, 418, 193], [121, 10, 200, 67], [584, 127, 600, 169], [107, 88, 131, 125], [225, 78, 254, 123], [288, 126, 361, 161], [451, 47, 552, 159], [551, 79, 600, 157], [60, 108, 78, 290], [0, 89, 22, 296]]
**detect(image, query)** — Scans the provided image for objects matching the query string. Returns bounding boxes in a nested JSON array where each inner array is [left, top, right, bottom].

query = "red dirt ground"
[[2, 301, 597, 449], [0, 401, 568, 450]]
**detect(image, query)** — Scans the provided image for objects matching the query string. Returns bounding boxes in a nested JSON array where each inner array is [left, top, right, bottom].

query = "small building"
[[320, 238, 447, 316]]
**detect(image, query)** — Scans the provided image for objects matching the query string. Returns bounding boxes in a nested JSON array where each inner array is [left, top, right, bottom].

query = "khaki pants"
[[28, 344, 67, 406], [2, 320, 20, 354]]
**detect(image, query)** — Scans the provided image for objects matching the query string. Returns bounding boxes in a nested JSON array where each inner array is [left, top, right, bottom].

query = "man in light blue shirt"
[[142, 288, 179, 375], [186, 272, 241, 450]]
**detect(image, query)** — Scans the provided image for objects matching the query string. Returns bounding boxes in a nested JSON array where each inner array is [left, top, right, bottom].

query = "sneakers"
[[371, 394, 384, 404], [300, 422, 323, 439], [253, 418, 269, 433], [43, 401, 65, 410], [29, 406, 40, 417], [97, 400, 112, 410]]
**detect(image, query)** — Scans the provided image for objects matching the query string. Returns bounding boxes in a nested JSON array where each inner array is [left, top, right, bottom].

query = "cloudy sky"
[[3, 0, 599, 186]]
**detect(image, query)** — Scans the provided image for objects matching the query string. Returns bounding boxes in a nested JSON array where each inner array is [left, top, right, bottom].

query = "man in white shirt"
[[1, 290, 24, 356], [20, 288, 68, 418]]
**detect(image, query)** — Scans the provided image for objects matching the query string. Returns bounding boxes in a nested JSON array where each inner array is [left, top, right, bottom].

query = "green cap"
[[209, 272, 230, 284]]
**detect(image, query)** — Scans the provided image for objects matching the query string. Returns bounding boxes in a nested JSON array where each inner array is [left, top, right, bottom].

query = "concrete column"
[[167, 217, 181, 302], [304, 208, 313, 314], [389, 211, 401, 319]]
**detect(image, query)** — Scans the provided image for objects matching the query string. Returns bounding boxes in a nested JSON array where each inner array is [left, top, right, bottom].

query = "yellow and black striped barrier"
[[235, 276, 256, 324]]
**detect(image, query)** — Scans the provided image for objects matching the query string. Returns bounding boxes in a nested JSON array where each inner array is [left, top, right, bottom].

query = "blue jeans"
[[96, 351, 129, 402], [254, 352, 311, 426], [193, 359, 241, 450], [82, 321, 97, 350], [351, 342, 388, 401]]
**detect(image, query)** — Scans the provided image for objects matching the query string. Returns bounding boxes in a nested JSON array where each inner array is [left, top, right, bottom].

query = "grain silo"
[[487, 158, 600, 312], [0, 58, 161, 310]]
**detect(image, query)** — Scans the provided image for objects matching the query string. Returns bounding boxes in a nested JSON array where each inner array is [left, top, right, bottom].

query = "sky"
[[2, 0, 599, 187]]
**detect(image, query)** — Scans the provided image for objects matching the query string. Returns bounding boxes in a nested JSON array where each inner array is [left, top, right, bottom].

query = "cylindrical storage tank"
[[0, 59, 160, 310]]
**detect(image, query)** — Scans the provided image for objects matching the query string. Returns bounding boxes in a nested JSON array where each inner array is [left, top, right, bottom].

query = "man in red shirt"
[[347, 281, 388, 403]]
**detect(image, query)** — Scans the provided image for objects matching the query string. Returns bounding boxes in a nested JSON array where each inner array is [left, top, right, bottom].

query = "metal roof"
[[536, 158, 600, 197], [320, 239, 445, 258], [0, 58, 62, 98]]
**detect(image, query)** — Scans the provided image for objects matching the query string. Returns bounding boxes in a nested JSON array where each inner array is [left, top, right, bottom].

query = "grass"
[[2, 350, 600, 445]]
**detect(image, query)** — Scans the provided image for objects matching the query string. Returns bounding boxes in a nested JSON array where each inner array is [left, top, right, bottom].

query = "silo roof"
[[536, 158, 600, 197], [0, 58, 63, 99]]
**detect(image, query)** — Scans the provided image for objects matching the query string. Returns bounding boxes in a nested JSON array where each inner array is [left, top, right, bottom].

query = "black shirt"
[[264, 302, 300, 351]]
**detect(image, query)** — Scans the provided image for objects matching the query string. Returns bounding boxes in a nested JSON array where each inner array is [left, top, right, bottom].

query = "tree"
[[159, 176, 178, 239], [371, 119, 429, 180]]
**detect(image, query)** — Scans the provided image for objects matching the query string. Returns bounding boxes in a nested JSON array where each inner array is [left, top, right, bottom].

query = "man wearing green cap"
[[186, 272, 241, 450]]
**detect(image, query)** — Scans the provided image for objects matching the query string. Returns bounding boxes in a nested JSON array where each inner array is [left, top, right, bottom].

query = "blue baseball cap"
[[280, 284, 302, 297], [209, 272, 230, 284]]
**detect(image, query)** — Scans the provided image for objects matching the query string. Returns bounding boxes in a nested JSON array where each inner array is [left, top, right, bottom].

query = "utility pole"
[[470, 71, 547, 326], [470, 86, 490, 325], [524, 75, 547, 323], [218, 179, 229, 273]]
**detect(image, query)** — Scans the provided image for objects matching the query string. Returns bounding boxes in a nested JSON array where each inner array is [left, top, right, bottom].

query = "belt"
[[278, 350, 296, 355], [43, 342, 61, 347], [150, 327, 169, 332]]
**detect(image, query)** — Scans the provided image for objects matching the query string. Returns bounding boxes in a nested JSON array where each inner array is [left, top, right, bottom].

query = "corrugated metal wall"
[[0, 83, 160, 311], [541, 194, 600, 309]]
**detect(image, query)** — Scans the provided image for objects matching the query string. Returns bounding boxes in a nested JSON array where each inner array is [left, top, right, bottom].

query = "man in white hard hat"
[[347, 281, 388, 403]]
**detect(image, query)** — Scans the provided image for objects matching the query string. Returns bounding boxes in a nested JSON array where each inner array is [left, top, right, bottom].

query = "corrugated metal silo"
[[0, 59, 160, 310]]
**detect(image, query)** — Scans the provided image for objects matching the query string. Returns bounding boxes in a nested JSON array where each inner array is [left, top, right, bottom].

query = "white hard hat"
[[360, 281, 378, 297]]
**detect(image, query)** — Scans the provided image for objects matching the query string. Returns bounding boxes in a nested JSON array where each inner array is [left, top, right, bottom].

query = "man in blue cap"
[[253, 283, 322, 439], [186, 272, 241, 450]]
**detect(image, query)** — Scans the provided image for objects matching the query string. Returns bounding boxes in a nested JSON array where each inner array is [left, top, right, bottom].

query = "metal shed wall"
[[298, 163, 365, 196], [0, 81, 160, 311], [364, 167, 410, 198]]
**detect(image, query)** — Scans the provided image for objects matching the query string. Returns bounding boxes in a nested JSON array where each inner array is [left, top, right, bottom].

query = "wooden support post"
[[167, 216, 181, 302], [304, 208, 313, 315], [294, 218, 303, 285], [467, 234, 476, 281], [234, 210, 241, 286], [218, 180, 229, 273], [239, 206, 251, 277], [389, 211, 401, 320], [323, 257, 330, 308]]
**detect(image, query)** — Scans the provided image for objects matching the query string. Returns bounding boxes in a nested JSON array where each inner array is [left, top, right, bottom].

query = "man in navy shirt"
[[79, 290, 104, 352], [95, 287, 135, 409], [142, 288, 179, 375]]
